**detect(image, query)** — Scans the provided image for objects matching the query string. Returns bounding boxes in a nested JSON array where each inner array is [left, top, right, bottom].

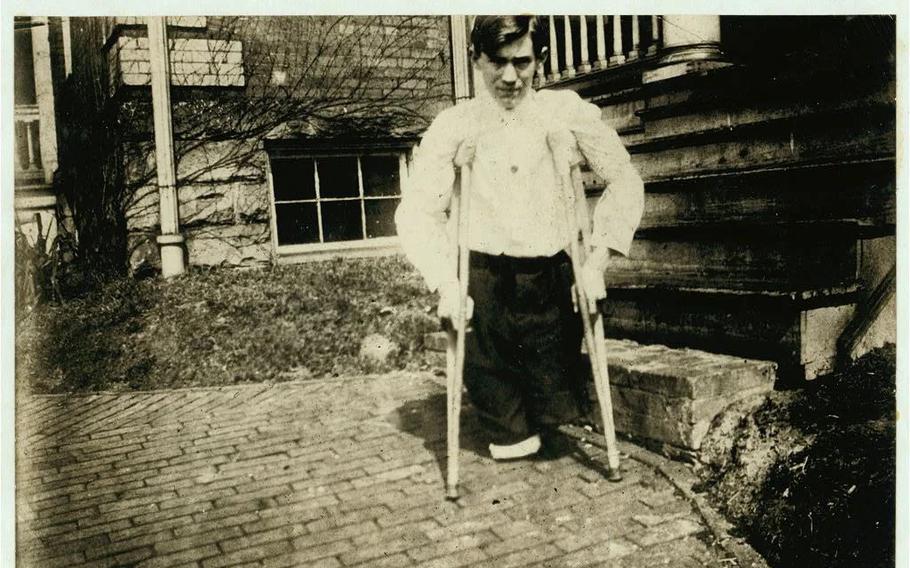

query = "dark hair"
[[470, 16, 548, 60]]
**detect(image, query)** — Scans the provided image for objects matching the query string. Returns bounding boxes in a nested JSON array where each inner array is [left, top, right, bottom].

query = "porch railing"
[[15, 104, 44, 182], [537, 15, 662, 86]]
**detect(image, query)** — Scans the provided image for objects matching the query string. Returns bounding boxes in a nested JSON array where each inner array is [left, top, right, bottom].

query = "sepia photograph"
[[3, 4, 904, 568]]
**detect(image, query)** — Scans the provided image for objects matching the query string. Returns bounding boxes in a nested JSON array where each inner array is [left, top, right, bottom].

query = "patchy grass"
[[697, 345, 896, 568], [16, 256, 441, 393]]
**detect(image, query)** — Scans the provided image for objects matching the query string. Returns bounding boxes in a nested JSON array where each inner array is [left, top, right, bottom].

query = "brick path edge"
[[563, 424, 769, 568]]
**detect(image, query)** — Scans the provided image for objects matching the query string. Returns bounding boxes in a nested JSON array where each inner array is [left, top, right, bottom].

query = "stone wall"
[[108, 36, 246, 92], [126, 139, 274, 267], [219, 16, 452, 113]]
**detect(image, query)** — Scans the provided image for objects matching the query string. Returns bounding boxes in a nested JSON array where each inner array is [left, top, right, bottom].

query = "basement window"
[[268, 148, 409, 255]]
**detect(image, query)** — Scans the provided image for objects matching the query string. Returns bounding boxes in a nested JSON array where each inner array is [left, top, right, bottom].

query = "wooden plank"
[[603, 226, 859, 291], [635, 81, 894, 139], [600, 287, 863, 379], [598, 98, 645, 132], [602, 289, 804, 364], [837, 264, 896, 361], [627, 119, 894, 182], [584, 159, 894, 230], [650, 162, 892, 228]]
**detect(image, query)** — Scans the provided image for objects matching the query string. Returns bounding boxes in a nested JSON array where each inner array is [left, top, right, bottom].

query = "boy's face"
[[474, 33, 540, 110]]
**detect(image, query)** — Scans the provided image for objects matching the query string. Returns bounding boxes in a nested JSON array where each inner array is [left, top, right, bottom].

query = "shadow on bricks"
[[388, 392, 619, 485], [539, 427, 616, 480], [387, 393, 490, 480]]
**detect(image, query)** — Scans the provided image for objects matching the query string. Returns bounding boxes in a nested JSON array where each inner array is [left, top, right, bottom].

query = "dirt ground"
[[696, 345, 896, 568]]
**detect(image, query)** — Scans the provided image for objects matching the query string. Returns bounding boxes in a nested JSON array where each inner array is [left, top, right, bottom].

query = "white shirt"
[[395, 88, 644, 292]]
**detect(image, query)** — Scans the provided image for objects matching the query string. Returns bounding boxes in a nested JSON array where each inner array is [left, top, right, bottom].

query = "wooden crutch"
[[445, 163, 472, 500], [551, 141, 623, 482]]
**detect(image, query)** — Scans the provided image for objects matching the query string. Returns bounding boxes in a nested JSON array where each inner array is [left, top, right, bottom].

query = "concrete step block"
[[423, 333, 777, 451], [599, 339, 776, 450], [604, 339, 776, 399]]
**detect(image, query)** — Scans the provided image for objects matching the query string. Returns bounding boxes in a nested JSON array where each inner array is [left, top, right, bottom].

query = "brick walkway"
[[17, 373, 742, 567]]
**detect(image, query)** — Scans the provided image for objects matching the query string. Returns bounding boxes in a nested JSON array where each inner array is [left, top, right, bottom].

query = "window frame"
[[266, 140, 415, 260]]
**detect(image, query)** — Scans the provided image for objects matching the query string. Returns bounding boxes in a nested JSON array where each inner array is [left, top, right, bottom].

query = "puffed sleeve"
[[563, 91, 644, 256], [394, 105, 463, 292]]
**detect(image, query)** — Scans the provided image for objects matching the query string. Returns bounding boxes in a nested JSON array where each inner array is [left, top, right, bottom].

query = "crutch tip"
[[445, 486, 460, 501], [606, 469, 623, 483]]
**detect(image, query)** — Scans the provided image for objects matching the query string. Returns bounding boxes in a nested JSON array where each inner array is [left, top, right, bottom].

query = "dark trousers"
[[464, 250, 589, 445]]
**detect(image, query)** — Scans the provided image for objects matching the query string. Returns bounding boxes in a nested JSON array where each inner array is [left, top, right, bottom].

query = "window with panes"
[[269, 152, 406, 247]]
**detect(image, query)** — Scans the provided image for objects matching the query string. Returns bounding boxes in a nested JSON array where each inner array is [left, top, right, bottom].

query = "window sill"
[[275, 236, 401, 264]]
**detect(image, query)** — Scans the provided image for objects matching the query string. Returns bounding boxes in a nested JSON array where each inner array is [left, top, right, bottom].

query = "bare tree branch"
[[58, 16, 451, 273]]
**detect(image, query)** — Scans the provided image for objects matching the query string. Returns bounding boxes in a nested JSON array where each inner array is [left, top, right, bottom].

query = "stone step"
[[600, 339, 776, 452], [424, 333, 777, 453], [603, 288, 856, 381]]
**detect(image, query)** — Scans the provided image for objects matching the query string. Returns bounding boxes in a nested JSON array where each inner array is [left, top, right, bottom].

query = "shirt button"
[[511, 165, 519, 173]]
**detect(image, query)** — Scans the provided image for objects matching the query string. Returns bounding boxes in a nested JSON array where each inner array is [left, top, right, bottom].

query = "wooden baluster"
[[610, 15, 625, 65], [595, 15, 607, 69], [548, 16, 561, 81], [648, 15, 660, 55], [563, 16, 576, 78], [547, 15, 560, 80], [26, 121, 37, 170], [628, 16, 641, 60], [578, 16, 591, 73], [14, 121, 24, 172]]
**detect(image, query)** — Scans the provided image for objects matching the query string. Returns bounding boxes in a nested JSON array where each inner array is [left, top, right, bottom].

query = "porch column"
[[30, 16, 58, 184], [450, 15, 472, 102], [643, 15, 729, 83], [660, 15, 724, 62], [148, 17, 186, 277]]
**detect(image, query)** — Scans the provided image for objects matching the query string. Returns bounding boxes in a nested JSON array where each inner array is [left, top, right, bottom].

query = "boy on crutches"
[[395, 15, 644, 494]]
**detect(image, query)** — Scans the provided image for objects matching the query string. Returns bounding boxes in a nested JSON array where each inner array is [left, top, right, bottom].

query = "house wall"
[[63, 16, 454, 269]]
